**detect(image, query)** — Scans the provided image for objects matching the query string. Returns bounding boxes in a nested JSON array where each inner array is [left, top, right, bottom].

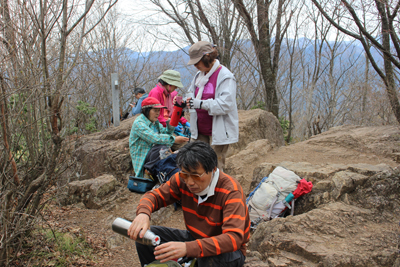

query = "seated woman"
[[129, 97, 188, 178]]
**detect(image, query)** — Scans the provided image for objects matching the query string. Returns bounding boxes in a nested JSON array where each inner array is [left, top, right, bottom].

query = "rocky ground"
[[47, 110, 400, 267]]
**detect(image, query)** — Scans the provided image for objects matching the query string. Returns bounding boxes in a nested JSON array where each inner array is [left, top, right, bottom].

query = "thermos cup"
[[111, 217, 161, 246]]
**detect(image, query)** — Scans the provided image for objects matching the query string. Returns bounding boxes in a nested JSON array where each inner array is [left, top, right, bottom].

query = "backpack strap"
[[290, 199, 296, 216], [268, 193, 280, 220]]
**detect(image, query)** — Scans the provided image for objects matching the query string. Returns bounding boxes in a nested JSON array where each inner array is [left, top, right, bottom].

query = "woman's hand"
[[173, 96, 177, 105], [186, 97, 192, 108], [129, 103, 135, 108], [175, 136, 189, 144], [154, 242, 187, 263], [127, 213, 150, 240]]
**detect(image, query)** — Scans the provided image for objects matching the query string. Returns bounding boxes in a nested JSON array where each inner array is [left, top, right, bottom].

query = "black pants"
[[136, 226, 245, 267]]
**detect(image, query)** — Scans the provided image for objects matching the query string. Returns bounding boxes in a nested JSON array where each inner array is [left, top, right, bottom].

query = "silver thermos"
[[111, 217, 161, 246]]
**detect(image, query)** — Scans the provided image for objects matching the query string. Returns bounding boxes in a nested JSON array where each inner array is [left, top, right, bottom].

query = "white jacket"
[[188, 65, 239, 145]]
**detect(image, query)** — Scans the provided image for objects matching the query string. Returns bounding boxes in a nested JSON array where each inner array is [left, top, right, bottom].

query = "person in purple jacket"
[[186, 41, 239, 172]]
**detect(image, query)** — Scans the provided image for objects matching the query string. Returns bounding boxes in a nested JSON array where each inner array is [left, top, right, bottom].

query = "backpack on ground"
[[149, 153, 179, 185], [246, 166, 313, 229], [128, 145, 179, 194]]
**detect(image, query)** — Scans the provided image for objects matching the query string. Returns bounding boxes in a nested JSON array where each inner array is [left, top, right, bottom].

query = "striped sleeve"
[[136, 174, 182, 217]]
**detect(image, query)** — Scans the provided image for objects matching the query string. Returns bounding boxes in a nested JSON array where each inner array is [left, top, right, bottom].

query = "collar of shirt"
[[198, 168, 220, 205]]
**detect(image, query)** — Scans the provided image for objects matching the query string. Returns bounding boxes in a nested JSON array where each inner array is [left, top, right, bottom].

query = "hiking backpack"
[[246, 166, 313, 229], [149, 153, 179, 185]]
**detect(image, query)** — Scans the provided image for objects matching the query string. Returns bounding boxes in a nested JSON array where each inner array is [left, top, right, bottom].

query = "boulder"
[[245, 165, 400, 266], [249, 202, 399, 267], [225, 139, 275, 193], [331, 171, 368, 200], [65, 174, 119, 209], [62, 116, 137, 183], [228, 109, 284, 158]]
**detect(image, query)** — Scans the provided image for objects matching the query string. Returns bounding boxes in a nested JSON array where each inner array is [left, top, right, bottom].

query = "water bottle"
[[111, 217, 161, 246], [170, 105, 183, 126]]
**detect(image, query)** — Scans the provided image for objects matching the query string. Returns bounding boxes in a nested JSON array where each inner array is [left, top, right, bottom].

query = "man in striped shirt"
[[128, 141, 250, 267]]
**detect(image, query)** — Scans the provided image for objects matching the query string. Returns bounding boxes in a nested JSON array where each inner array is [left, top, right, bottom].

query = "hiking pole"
[[111, 217, 161, 246]]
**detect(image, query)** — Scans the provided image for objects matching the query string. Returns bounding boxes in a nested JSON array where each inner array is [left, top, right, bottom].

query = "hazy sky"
[[116, 0, 187, 51]]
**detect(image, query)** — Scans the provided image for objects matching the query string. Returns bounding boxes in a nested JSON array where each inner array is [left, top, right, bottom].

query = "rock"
[[65, 174, 118, 209], [106, 234, 127, 249], [61, 116, 137, 183], [346, 163, 393, 176], [248, 202, 399, 266], [225, 139, 275, 193], [313, 180, 332, 193], [244, 257, 269, 267], [331, 171, 368, 200], [227, 109, 284, 158]]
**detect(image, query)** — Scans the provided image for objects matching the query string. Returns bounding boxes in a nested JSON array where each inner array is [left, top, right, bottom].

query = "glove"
[[185, 122, 190, 128], [175, 125, 183, 132], [188, 98, 203, 109]]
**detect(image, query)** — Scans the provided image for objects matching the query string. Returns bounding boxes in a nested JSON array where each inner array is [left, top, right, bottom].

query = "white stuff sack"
[[251, 166, 301, 211], [248, 199, 287, 222]]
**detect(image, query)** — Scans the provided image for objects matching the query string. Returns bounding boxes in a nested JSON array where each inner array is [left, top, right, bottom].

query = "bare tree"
[[141, 0, 244, 68], [278, 3, 307, 143], [0, 0, 116, 265], [232, 0, 294, 118], [311, 0, 400, 124]]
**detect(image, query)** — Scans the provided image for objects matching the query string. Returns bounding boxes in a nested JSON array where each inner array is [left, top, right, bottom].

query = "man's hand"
[[154, 242, 187, 263], [127, 213, 150, 240], [175, 136, 189, 144], [129, 103, 136, 108]]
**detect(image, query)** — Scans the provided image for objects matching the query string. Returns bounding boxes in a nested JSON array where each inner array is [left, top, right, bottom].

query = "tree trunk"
[[379, 1, 400, 124]]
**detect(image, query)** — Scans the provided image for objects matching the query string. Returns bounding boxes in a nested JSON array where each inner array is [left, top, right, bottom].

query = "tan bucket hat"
[[158, 70, 184, 88], [187, 41, 214, 65]]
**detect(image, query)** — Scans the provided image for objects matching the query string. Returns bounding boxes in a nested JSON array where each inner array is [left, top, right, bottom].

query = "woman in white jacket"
[[187, 41, 239, 171]]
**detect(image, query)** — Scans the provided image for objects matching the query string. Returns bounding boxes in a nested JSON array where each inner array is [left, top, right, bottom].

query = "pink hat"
[[141, 97, 166, 109]]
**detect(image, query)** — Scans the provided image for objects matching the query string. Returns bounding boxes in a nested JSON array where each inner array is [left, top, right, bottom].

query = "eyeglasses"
[[179, 170, 206, 181]]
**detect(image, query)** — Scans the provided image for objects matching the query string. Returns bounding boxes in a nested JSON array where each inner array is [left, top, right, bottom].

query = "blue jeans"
[[136, 226, 245, 267]]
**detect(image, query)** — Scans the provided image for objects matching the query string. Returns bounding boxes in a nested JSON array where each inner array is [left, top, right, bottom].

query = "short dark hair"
[[176, 141, 218, 173], [158, 79, 168, 87], [134, 88, 145, 95], [200, 49, 218, 68], [142, 107, 152, 118]]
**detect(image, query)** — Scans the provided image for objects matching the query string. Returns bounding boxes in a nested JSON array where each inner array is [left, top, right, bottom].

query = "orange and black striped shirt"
[[136, 171, 251, 258]]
